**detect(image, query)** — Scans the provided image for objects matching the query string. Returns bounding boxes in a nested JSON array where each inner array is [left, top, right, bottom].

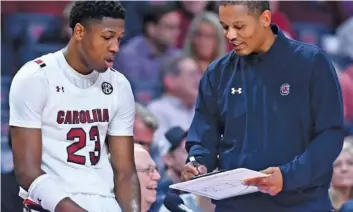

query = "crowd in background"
[[1, 1, 353, 212]]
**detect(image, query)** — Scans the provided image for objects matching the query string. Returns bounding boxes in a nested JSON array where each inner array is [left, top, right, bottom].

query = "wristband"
[[28, 174, 68, 212]]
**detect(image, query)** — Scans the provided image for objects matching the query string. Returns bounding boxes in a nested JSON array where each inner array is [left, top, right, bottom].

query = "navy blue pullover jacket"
[[186, 25, 345, 211]]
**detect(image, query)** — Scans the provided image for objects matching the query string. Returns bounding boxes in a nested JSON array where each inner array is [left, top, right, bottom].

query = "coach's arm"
[[9, 66, 86, 212], [107, 75, 141, 212]]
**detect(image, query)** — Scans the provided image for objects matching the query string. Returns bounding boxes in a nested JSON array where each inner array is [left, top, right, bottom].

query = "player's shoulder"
[[15, 52, 57, 77], [12, 52, 57, 86]]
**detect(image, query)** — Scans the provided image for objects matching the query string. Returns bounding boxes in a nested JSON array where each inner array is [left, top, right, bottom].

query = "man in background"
[[134, 144, 161, 212], [114, 4, 180, 104], [148, 54, 201, 155], [157, 126, 202, 212], [134, 103, 159, 151]]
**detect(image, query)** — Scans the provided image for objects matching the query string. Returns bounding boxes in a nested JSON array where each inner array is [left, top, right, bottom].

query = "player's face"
[[219, 4, 271, 56], [75, 18, 125, 72], [332, 151, 353, 188]]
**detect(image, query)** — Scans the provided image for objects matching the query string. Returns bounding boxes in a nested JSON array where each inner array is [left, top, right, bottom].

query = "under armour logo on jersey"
[[101, 82, 113, 95], [231, 87, 242, 94], [56, 86, 64, 92]]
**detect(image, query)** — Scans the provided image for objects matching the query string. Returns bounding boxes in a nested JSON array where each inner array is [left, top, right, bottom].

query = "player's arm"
[[107, 76, 141, 212], [9, 68, 86, 212], [279, 50, 345, 191], [185, 66, 220, 172]]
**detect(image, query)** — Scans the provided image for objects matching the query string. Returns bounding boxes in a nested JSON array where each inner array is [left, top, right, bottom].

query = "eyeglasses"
[[137, 166, 158, 175]]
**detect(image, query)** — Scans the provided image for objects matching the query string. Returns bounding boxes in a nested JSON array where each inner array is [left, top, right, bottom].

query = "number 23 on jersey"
[[66, 126, 101, 165]]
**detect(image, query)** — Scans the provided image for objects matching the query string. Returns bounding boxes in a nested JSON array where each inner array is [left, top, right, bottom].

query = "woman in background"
[[330, 137, 353, 211], [183, 12, 226, 73]]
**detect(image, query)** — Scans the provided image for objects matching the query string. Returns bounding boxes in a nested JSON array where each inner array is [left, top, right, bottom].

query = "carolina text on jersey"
[[57, 109, 109, 125]]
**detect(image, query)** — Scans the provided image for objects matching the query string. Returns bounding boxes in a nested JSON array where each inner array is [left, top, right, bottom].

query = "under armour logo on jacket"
[[231, 88, 242, 94]]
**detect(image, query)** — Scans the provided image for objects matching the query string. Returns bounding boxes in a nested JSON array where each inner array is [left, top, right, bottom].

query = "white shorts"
[[24, 193, 121, 212], [70, 193, 122, 212]]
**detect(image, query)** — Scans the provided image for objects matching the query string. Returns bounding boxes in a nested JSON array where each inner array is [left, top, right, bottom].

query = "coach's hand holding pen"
[[180, 156, 207, 182]]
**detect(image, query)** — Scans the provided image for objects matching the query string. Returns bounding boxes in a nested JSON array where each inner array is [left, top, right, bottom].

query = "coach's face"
[[219, 4, 271, 56], [74, 17, 125, 72]]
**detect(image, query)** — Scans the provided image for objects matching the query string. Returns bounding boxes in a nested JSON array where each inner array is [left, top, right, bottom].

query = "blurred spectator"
[[330, 137, 353, 210], [337, 17, 353, 61], [2, 1, 69, 15], [174, 1, 210, 48], [134, 103, 159, 151], [1, 135, 23, 212], [278, 1, 341, 30], [183, 12, 227, 73], [134, 103, 164, 184], [114, 4, 180, 105], [38, 2, 73, 45], [134, 144, 161, 212], [162, 126, 188, 185], [339, 200, 353, 212], [340, 65, 353, 124], [269, 0, 295, 39], [148, 54, 201, 154], [157, 126, 202, 212], [119, 1, 150, 45], [1, 35, 16, 76]]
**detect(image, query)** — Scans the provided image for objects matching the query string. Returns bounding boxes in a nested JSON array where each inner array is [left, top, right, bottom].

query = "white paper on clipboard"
[[169, 168, 268, 200]]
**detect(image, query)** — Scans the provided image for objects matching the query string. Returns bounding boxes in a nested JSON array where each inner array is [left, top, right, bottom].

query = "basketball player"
[[9, 1, 141, 212]]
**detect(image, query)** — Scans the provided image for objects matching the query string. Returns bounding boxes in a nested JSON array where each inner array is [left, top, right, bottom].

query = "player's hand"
[[55, 198, 88, 212], [243, 167, 283, 196], [180, 162, 207, 182]]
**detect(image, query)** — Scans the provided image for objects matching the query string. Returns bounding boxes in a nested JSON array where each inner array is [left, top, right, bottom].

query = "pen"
[[189, 156, 199, 174]]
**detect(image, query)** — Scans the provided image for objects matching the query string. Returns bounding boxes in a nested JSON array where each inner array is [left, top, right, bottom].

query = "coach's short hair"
[[69, 1, 125, 30], [220, 1, 270, 16]]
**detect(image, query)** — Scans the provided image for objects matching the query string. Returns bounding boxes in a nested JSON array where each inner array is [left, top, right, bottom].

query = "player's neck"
[[63, 43, 94, 75]]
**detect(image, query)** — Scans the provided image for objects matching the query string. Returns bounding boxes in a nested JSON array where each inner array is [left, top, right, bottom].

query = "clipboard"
[[170, 168, 268, 200], [192, 169, 227, 180]]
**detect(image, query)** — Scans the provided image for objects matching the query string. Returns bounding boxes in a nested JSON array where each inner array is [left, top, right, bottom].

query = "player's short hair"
[[135, 103, 159, 130], [69, 1, 126, 30], [219, 1, 270, 16]]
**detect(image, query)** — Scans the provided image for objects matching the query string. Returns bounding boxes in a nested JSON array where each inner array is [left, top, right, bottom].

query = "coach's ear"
[[73, 23, 85, 41]]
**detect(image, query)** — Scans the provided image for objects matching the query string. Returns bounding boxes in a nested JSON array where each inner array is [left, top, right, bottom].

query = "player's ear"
[[73, 23, 85, 41], [259, 10, 271, 28]]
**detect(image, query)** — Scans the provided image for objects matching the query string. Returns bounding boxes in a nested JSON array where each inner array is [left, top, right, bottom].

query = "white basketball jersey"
[[9, 50, 135, 197]]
